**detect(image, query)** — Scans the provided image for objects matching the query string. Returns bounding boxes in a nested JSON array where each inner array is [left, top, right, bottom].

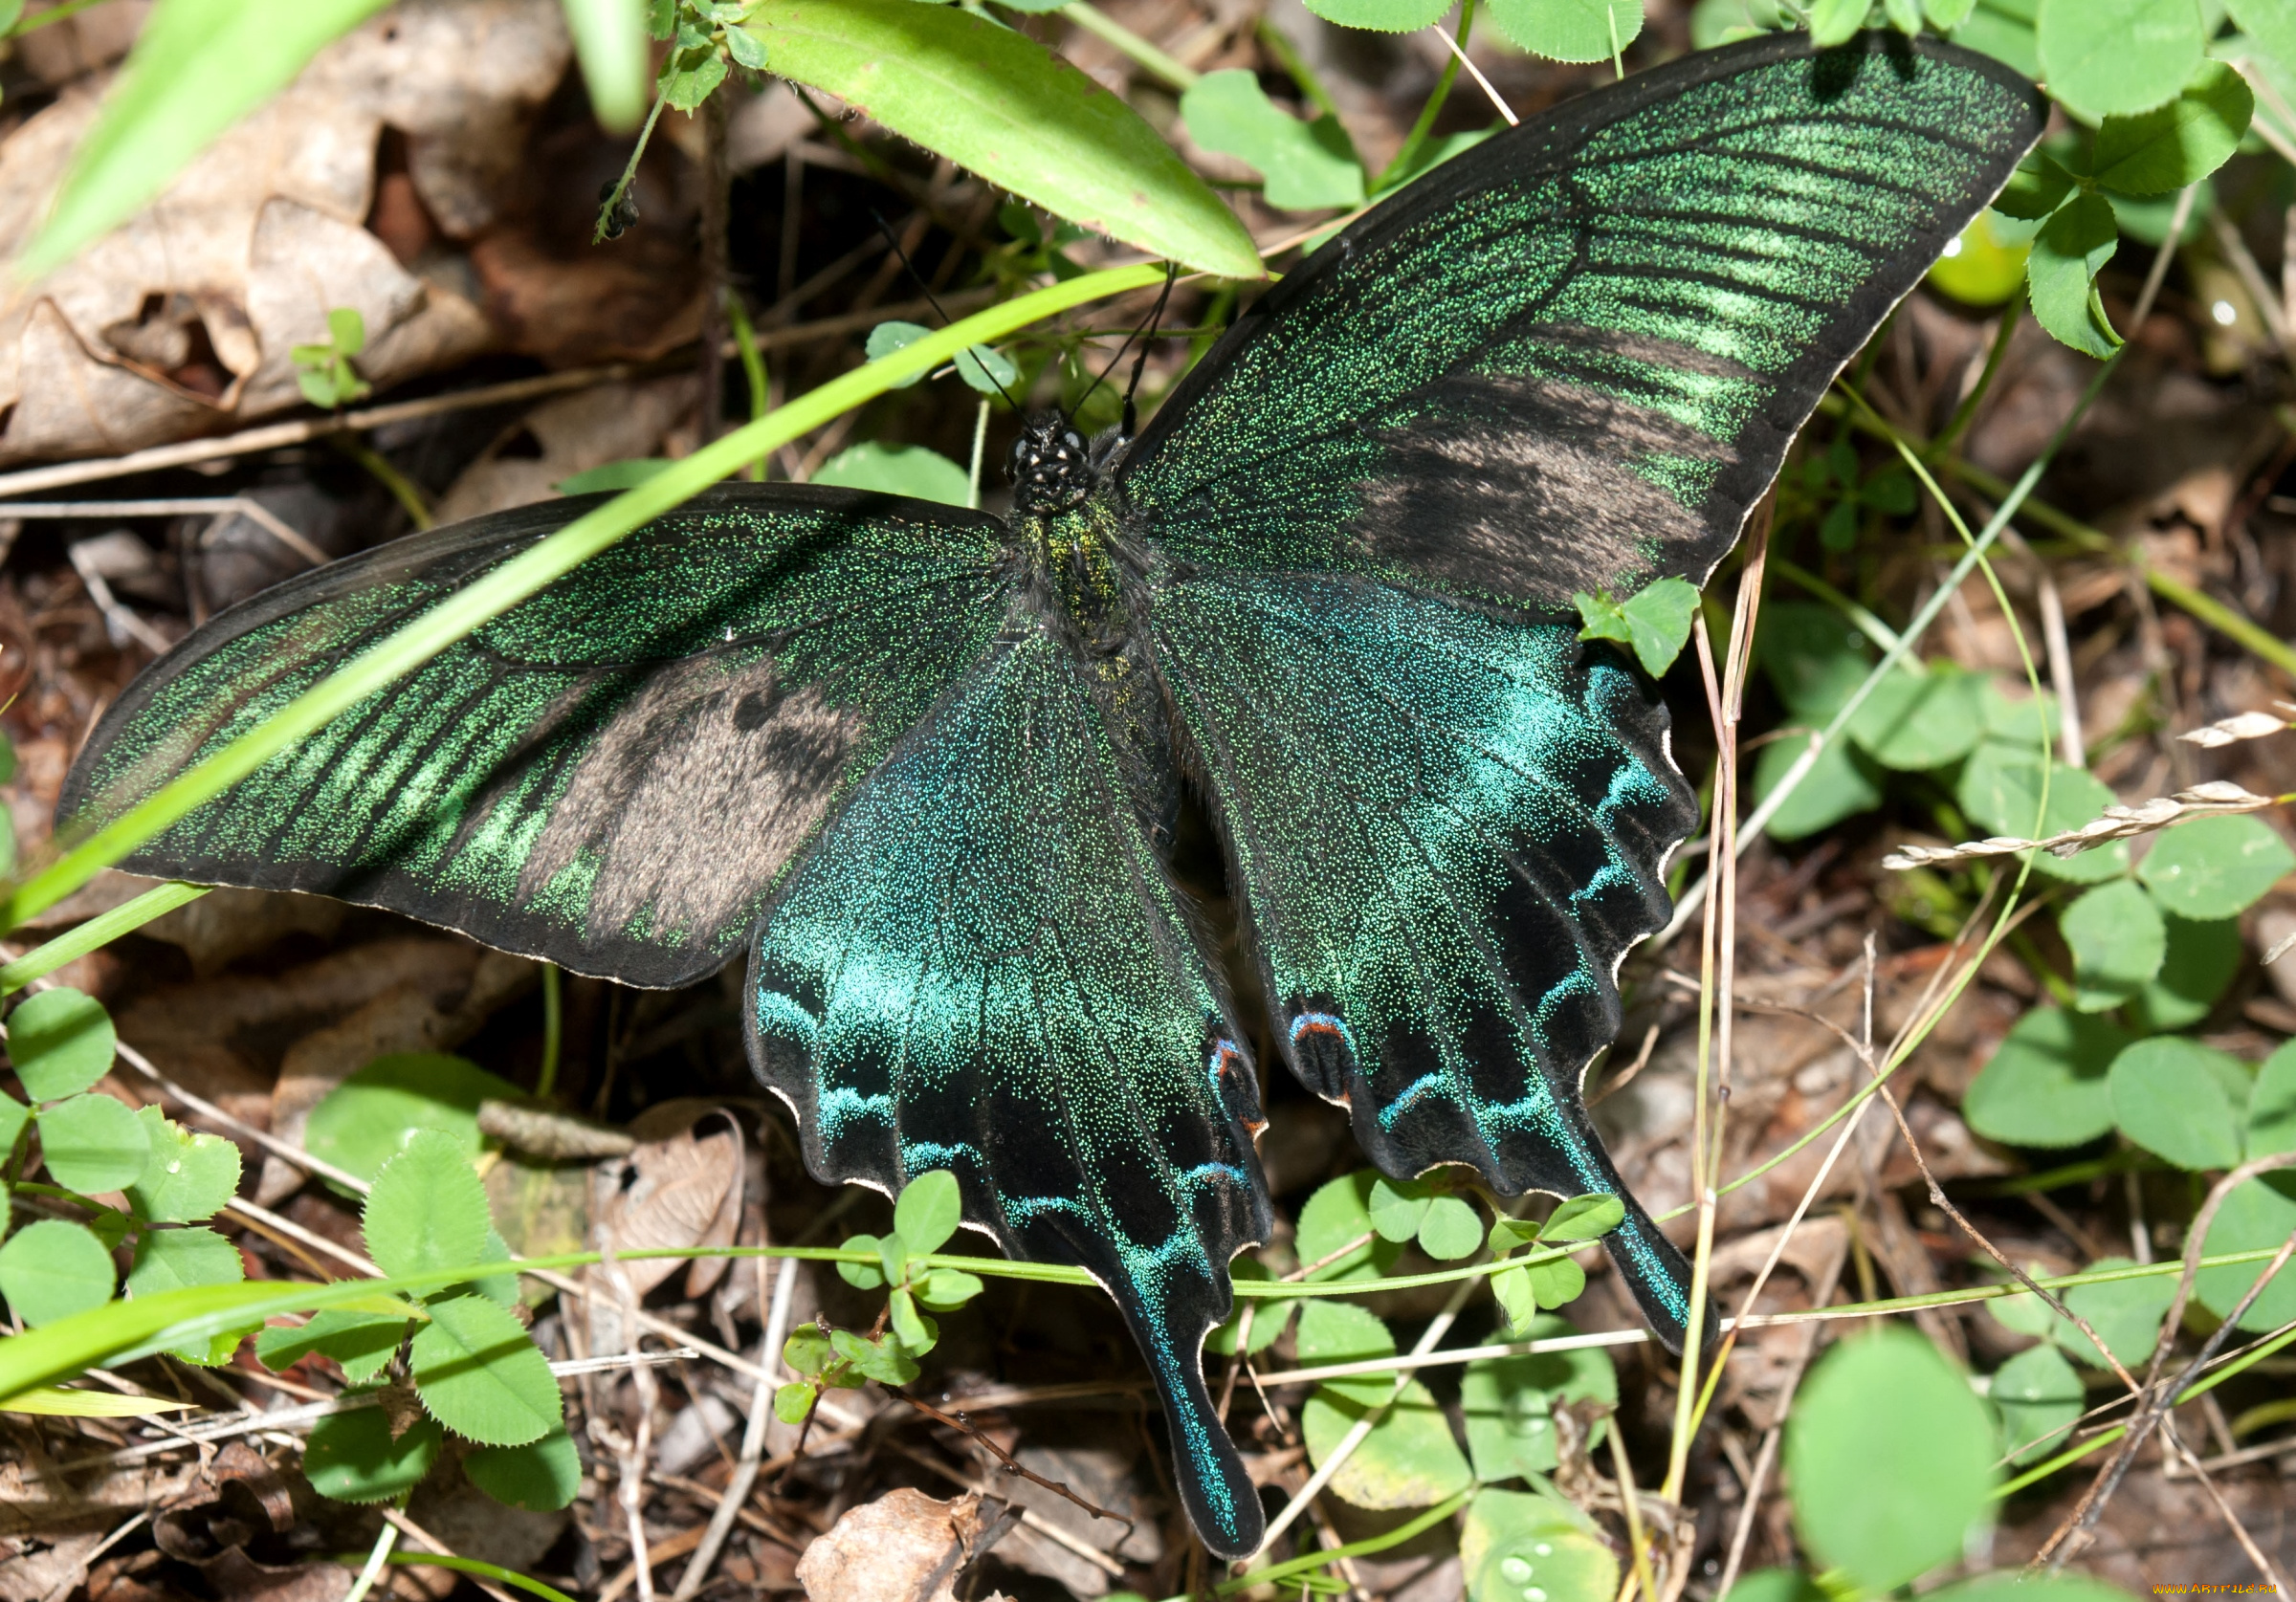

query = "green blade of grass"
[[0, 881, 209, 997], [0, 261, 1173, 933]]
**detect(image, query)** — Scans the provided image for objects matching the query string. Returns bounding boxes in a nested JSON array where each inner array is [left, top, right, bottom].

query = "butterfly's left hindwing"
[[60, 486, 1011, 986], [744, 625, 1272, 1558]]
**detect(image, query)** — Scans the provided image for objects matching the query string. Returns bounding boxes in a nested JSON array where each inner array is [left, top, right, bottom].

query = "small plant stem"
[[1930, 296, 2019, 459], [536, 963, 563, 1100], [597, 91, 671, 244], [362, 1555, 575, 1602], [1380, 0, 1470, 189], [726, 293, 771, 480], [342, 1518, 400, 1602], [968, 399, 989, 510], [1057, 2, 1197, 90], [698, 95, 733, 446], [333, 438, 433, 531], [0, 881, 207, 996], [1607, 1421, 1660, 1602], [1256, 16, 1339, 117], [1207, 1488, 1471, 1597]]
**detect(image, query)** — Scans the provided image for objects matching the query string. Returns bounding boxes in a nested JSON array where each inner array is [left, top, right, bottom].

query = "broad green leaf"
[[2132, 914, 2240, 1032], [9, 989, 117, 1102], [1785, 1326, 1997, 1592], [1979, 681, 2060, 744], [305, 1053, 520, 1184], [1367, 1176, 1435, 1242], [829, 1328, 919, 1386], [14, 0, 395, 280], [1180, 72, 1365, 212], [2109, 1037, 2249, 1171], [1303, 0, 1450, 28], [1206, 1258, 1295, 1355], [1758, 603, 1873, 719], [2092, 60, 2253, 193], [1993, 1343, 2083, 1464], [1524, 1253, 1586, 1309], [2137, 814, 2296, 920], [894, 1169, 964, 1255], [859, 323, 1013, 405], [1689, 0, 1790, 47], [2027, 194, 2123, 359], [123, 1105, 240, 1223], [835, 1234, 886, 1290], [2036, 0, 2205, 120], [1490, 1264, 1537, 1334], [744, 0, 1263, 277], [1302, 1375, 1473, 1510], [363, 1130, 493, 1281], [1954, 0, 2041, 77], [1295, 1299, 1397, 1406], [1884, 0, 1923, 31], [954, 344, 1017, 397], [916, 1267, 984, 1310], [1539, 1195, 1625, 1242], [1295, 1172, 1403, 1283], [1754, 731, 1883, 842], [887, 1286, 937, 1354], [256, 1308, 408, 1384], [36, 1092, 150, 1195], [1574, 578, 1696, 678], [1460, 1315, 1616, 1480], [659, 47, 726, 113], [127, 1226, 243, 1360], [1488, 1218, 1543, 1253], [561, 0, 651, 132], [466, 1423, 582, 1511], [877, 1233, 910, 1286], [2228, 0, 2296, 75], [1484, 0, 1644, 63], [773, 1382, 816, 1424], [1418, 1196, 1483, 1261], [1994, 151, 2077, 220], [1929, 211, 2032, 308], [1847, 669, 1987, 770], [0, 1220, 115, 1327], [783, 1324, 835, 1376], [2057, 1257, 2176, 1370], [409, 1293, 562, 1446], [2061, 881, 2166, 1012], [126, 1227, 242, 1298], [304, 1408, 442, 1503], [0, 1092, 26, 1158], [1809, 0, 1868, 45], [0, 1385, 195, 1417], [1461, 1487, 1616, 1602], [863, 322, 934, 388], [1955, 745, 2129, 884], [2197, 1174, 2296, 1330], [1966, 1009, 2128, 1148], [1985, 1267, 2061, 1340], [2247, 1039, 2296, 1158]]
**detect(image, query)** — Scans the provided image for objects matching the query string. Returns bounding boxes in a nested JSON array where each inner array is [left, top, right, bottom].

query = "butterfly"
[[58, 30, 2042, 1559]]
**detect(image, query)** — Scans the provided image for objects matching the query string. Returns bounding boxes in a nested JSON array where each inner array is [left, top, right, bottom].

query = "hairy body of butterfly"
[[58, 33, 2043, 1560]]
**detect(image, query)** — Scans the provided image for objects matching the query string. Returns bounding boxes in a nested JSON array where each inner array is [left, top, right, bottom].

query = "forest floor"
[[0, 0, 2291, 1598]]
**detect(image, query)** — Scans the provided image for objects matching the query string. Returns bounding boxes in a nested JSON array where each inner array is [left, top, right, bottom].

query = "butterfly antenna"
[[1120, 264, 1179, 438], [1064, 262, 1179, 434], [869, 208, 1026, 415]]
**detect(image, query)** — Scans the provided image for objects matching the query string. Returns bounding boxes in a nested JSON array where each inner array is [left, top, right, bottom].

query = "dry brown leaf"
[[795, 1489, 1008, 1602], [0, 0, 568, 466], [586, 1103, 742, 1350]]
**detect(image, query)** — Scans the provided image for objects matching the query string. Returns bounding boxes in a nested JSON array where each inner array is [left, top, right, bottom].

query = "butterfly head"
[[1008, 414, 1095, 515]]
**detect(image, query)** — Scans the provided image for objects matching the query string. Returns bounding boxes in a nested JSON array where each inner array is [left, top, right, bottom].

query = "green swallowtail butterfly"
[[61, 32, 2042, 1558]]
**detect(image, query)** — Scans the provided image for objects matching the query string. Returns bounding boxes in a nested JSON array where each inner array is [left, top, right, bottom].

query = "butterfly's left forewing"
[[743, 625, 1272, 1559], [60, 486, 1011, 986]]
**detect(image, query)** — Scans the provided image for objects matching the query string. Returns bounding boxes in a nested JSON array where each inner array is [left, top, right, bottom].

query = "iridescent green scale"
[[60, 34, 2042, 1560]]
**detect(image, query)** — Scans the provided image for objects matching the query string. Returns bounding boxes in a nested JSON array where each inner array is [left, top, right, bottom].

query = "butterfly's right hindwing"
[[60, 485, 1012, 986]]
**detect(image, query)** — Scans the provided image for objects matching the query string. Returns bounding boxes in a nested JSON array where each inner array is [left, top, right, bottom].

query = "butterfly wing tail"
[[1601, 1182, 1717, 1358]]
